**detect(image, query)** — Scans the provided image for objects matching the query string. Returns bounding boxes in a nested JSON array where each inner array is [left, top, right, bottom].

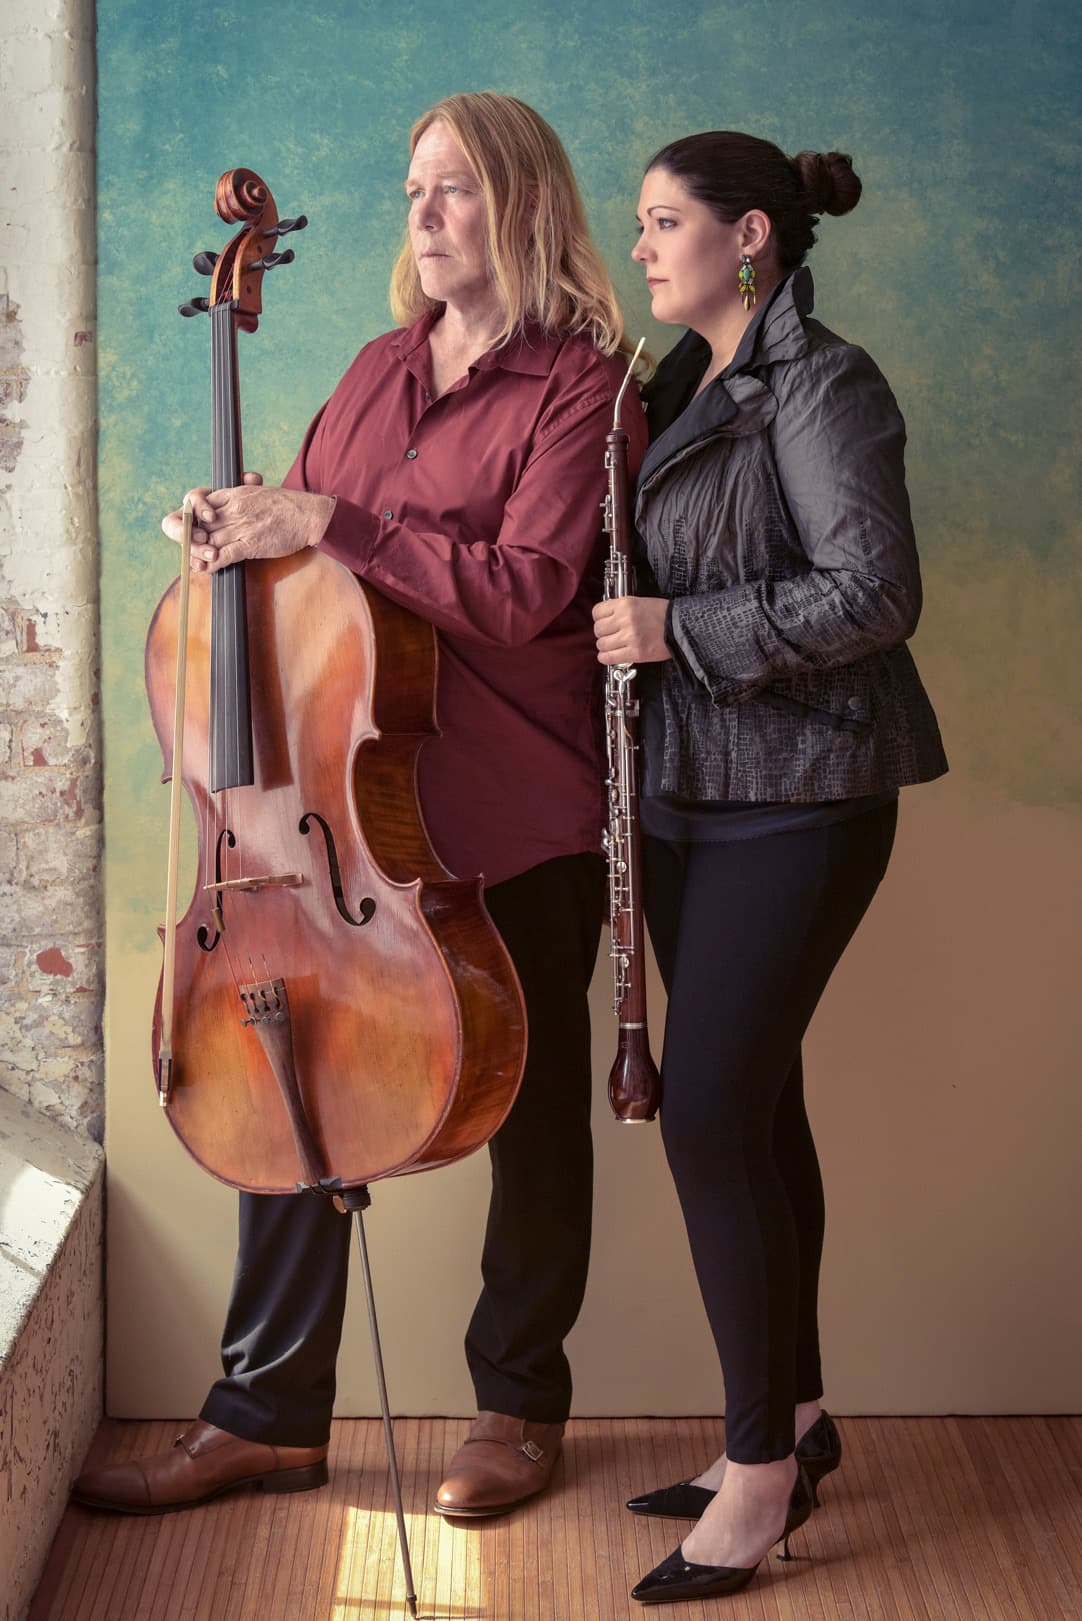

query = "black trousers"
[[201, 853, 604, 1446], [642, 802, 897, 1464]]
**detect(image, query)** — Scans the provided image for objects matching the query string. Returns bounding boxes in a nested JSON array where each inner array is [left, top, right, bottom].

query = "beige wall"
[[105, 767, 1082, 1419]]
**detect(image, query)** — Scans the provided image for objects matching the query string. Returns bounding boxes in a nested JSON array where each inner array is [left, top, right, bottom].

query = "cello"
[[144, 168, 528, 1612]]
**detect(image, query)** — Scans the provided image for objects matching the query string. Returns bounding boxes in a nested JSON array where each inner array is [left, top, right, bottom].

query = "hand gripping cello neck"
[[601, 339, 662, 1124]]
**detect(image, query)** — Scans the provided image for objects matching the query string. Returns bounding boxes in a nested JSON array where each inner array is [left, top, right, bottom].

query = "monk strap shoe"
[[71, 1419, 329, 1514], [434, 1410, 564, 1517]]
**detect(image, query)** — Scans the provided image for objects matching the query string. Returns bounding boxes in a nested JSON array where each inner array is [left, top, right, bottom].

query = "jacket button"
[[382, 510, 394, 520], [405, 448, 418, 459]]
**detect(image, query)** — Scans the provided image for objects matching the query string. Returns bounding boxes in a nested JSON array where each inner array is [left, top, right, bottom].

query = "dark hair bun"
[[791, 150, 862, 216]]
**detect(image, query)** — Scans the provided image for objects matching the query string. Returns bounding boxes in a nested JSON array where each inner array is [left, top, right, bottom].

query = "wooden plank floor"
[[30, 1417, 1082, 1621]]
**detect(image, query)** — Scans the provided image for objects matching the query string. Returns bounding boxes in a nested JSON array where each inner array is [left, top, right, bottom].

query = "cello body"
[[147, 546, 526, 1194]]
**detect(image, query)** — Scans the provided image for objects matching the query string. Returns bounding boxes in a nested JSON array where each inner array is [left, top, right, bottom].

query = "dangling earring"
[[738, 254, 757, 311]]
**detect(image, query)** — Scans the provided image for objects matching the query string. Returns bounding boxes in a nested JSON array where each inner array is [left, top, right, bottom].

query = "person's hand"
[[161, 472, 335, 572], [592, 596, 672, 664]]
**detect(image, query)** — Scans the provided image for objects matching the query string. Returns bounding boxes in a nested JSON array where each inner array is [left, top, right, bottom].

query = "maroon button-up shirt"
[[284, 312, 648, 886]]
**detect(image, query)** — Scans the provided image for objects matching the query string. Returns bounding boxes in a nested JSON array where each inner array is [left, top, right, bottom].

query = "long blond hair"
[[390, 92, 632, 358]]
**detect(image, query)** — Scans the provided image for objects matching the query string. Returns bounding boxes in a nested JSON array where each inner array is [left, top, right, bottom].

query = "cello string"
[[205, 310, 218, 900], [229, 318, 246, 880], [214, 307, 228, 884], [220, 304, 236, 875], [215, 309, 235, 893], [216, 306, 235, 885]]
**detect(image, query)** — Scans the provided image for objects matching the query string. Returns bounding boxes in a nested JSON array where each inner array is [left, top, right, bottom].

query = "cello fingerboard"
[[209, 301, 254, 791]]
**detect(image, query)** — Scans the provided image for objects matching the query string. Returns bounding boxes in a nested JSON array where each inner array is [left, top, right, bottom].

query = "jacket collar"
[[744, 263, 815, 367], [637, 266, 815, 492]]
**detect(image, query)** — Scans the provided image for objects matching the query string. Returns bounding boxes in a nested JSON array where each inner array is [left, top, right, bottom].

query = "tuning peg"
[[178, 297, 210, 317], [269, 215, 308, 236], [193, 250, 219, 275], [248, 249, 295, 271]]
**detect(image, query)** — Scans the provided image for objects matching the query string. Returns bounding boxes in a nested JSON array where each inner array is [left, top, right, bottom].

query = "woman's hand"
[[161, 471, 335, 572], [592, 596, 672, 665]]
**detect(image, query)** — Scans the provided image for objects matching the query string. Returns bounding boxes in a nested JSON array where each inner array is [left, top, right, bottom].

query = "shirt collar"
[[390, 309, 559, 376]]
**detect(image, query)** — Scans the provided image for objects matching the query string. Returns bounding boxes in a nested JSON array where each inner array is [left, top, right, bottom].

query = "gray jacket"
[[636, 267, 948, 802]]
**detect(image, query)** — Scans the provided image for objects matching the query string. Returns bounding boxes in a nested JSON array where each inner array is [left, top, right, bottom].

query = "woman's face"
[[406, 118, 494, 318], [632, 167, 745, 332]]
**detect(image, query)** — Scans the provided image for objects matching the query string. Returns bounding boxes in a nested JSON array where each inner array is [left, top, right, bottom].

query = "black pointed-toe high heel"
[[630, 1463, 814, 1605], [626, 1410, 842, 1520]]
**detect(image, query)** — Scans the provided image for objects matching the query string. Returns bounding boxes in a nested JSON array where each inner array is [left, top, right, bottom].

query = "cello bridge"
[[204, 872, 304, 894]]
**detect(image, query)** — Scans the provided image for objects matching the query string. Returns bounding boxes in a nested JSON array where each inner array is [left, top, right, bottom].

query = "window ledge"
[[0, 1087, 104, 1621]]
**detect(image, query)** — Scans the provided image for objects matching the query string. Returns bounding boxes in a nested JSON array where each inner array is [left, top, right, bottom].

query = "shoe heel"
[[776, 1463, 814, 1562], [261, 1460, 329, 1494]]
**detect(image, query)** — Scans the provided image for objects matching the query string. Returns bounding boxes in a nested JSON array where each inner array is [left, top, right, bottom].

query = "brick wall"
[[0, 0, 102, 1141]]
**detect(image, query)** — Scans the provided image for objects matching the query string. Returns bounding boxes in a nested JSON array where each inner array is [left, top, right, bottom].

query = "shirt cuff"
[[315, 495, 382, 573]]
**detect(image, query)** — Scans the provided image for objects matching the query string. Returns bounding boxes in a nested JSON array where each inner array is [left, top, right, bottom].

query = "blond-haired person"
[[75, 93, 646, 1520]]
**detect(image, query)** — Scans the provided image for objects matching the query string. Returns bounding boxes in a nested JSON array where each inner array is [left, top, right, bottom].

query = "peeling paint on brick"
[[0, 297, 28, 475], [0, 11, 103, 1614], [0, 0, 102, 1144], [35, 949, 73, 977], [59, 777, 84, 818]]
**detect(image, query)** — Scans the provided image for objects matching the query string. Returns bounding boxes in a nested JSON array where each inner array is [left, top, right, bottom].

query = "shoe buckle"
[[522, 1439, 544, 1462]]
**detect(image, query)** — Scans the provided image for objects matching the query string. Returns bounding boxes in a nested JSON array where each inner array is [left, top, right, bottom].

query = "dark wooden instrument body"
[[146, 532, 527, 1195], [602, 412, 661, 1123]]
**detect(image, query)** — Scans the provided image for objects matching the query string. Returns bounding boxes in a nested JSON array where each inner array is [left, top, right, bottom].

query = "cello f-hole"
[[299, 811, 377, 926], [196, 826, 236, 951]]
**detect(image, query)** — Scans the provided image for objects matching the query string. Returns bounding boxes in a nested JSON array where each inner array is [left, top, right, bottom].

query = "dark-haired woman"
[[593, 133, 946, 1604]]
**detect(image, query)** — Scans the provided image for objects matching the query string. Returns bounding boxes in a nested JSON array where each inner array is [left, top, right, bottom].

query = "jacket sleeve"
[[286, 362, 647, 650], [667, 342, 923, 704]]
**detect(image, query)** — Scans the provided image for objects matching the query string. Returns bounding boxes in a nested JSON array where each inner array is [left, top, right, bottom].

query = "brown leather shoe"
[[434, 1411, 564, 1517], [71, 1419, 329, 1514]]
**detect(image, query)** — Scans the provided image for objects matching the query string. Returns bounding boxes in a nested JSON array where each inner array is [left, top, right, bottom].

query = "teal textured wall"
[[100, 0, 1082, 863]]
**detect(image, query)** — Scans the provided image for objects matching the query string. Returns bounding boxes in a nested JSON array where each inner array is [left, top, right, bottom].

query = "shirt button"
[[405, 448, 418, 460], [847, 697, 861, 711], [382, 510, 394, 521]]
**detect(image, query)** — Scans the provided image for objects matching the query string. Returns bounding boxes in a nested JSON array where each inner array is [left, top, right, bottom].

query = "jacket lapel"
[[636, 266, 816, 501]]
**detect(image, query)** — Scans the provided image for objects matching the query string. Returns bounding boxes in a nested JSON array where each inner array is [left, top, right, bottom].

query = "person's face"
[[632, 167, 745, 332], [406, 119, 493, 316]]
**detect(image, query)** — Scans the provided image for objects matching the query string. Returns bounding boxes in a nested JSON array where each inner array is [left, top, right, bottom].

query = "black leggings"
[[642, 801, 897, 1463]]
